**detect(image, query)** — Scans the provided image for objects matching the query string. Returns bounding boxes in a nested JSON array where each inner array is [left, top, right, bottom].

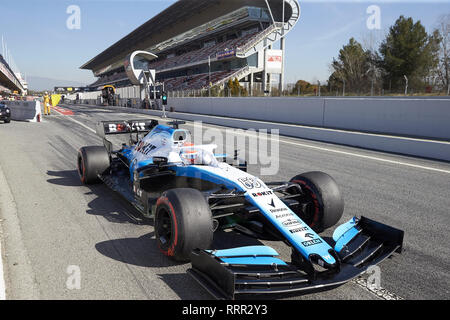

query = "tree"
[[434, 14, 450, 93], [329, 38, 371, 94], [226, 79, 234, 96], [379, 16, 441, 91], [227, 78, 247, 97], [232, 78, 241, 96], [292, 80, 314, 95]]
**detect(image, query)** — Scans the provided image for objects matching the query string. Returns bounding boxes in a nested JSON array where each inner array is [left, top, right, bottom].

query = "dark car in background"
[[0, 103, 11, 123]]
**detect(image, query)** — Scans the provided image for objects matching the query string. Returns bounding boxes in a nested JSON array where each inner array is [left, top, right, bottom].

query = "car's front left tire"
[[155, 188, 213, 262]]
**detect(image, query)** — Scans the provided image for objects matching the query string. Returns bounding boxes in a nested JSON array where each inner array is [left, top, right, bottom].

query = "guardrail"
[[235, 23, 282, 57], [212, 66, 251, 88]]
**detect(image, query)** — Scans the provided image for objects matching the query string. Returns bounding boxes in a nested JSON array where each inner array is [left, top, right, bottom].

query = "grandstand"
[[0, 54, 25, 95], [81, 0, 300, 100]]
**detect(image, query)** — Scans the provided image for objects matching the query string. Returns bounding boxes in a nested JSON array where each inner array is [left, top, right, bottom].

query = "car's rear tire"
[[77, 146, 110, 184], [4, 119, 10, 123], [155, 188, 213, 262], [289, 171, 344, 232]]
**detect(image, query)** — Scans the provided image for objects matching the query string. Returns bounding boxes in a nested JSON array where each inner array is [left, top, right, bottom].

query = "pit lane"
[[0, 104, 448, 300]]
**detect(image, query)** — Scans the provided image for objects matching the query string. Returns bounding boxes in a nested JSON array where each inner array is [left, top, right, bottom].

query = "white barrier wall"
[[73, 103, 450, 162], [171, 97, 324, 127], [169, 97, 450, 140], [323, 98, 450, 140], [4, 100, 41, 122]]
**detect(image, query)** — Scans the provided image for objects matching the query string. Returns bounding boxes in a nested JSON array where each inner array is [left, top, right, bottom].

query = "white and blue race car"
[[77, 119, 404, 299]]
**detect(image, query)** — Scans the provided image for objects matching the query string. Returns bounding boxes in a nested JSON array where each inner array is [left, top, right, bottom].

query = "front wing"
[[188, 216, 404, 299]]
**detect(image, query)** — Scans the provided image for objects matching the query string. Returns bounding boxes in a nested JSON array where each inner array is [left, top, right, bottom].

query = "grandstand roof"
[[81, 0, 285, 73], [0, 55, 24, 93]]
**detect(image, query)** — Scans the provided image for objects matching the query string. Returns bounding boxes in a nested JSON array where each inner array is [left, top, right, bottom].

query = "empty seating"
[[148, 31, 259, 72], [163, 69, 239, 91], [90, 29, 265, 90]]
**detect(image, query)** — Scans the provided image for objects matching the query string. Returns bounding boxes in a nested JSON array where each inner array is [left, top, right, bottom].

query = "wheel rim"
[[156, 207, 173, 248], [301, 201, 316, 226], [292, 180, 321, 228]]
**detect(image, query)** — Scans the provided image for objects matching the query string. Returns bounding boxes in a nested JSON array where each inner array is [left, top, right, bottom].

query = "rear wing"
[[95, 119, 159, 138]]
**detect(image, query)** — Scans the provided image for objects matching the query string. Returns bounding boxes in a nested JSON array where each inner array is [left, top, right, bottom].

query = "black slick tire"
[[77, 146, 110, 184], [290, 171, 344, 232], [155, 188, 213, 262]]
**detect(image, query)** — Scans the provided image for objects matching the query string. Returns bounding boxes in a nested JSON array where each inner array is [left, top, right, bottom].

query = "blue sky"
[[1, 0, 449, 87]]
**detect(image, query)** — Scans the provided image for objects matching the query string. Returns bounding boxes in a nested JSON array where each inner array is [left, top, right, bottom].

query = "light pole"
[[208, 55, 211, 97], [366, 65, 376, 96], [404, 75, 408, 95], [342, 79, 346, 97]]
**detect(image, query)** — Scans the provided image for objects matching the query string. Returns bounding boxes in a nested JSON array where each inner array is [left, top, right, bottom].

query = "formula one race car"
[[77, 119, 404, 299]]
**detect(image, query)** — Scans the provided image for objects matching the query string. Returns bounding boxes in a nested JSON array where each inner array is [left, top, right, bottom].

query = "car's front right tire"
[[289, 171, 344, 232]]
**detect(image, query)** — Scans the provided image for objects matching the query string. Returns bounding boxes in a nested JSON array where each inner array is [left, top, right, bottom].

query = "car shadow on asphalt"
[[47, 170, 82, 187], [94, 232, 185, 268], [157, 273, 214, 300], [95, 232, 229, 300], [94, 229, 267, 299], [94, 230, 264, 268], [46, 169, 151, 225]]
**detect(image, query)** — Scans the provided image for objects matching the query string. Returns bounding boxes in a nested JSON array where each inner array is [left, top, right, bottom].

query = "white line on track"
[[278, 136, 450, 174], [61, 110, 450, 175], [351, 277, 404, 300], [192, 121, 450, 175], [59, 114, 96, 134]]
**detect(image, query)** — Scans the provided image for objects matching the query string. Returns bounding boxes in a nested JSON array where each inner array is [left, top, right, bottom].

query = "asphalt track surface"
[[0, 104, 449, 300]]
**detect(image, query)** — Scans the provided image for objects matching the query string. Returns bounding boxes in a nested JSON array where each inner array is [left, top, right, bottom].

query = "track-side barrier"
[[3, 100, 42, 122]]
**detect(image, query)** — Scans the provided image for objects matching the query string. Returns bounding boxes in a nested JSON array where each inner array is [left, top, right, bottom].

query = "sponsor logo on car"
[[289, 226, 309, 233], [270, 207, 288, 214], [301, 239, 323, 247], [275, 212, 294, 219], [239, 177, 262, 189], [282, 219, 301, 227], [135, 141, 157, 155], [251, 190, 273, 197]]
